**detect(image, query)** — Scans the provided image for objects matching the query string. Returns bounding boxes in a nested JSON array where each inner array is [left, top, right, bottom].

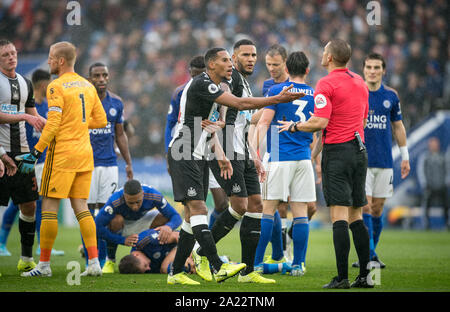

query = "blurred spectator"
[[0, 0, 448, 158], [417, 137, 449, 230]]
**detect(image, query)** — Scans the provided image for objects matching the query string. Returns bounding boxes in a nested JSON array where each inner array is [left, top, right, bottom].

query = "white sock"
[[39, 261, 50, 268], [20, 256, 34, 262]]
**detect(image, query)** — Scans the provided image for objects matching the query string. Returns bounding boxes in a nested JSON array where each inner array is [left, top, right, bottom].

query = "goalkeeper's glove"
[[15, 148, 41, 174]]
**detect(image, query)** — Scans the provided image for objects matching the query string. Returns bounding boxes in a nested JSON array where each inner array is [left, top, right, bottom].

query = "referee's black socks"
[[350, 219, 371, 278], [332, 220, 350, 281]]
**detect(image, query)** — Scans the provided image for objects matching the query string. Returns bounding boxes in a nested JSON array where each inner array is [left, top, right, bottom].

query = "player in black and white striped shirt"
[[0, 39, 46, 274]]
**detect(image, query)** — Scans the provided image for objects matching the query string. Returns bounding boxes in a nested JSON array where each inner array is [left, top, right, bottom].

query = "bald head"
[[48, 41, 77, 75], [51, 41, 77, 66]]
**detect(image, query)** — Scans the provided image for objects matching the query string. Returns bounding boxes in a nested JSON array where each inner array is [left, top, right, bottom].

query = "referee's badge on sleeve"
[[314, 94, 327, 109]]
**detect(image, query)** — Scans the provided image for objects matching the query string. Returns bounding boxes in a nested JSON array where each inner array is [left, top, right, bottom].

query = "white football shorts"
[[365, 167, 393, 198], [262, 160, 316, 203], [122, 209, 160, 236], [87, 166, 119, 204]]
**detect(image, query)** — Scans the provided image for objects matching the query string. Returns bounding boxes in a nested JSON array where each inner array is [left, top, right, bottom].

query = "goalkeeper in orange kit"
[[18, 41, 107, 277]]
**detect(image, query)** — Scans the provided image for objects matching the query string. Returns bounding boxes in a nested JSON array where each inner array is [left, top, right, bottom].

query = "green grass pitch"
[[1, 225, 450, 292]]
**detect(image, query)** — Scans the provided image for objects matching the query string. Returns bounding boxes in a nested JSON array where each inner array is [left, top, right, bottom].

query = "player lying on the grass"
[[118, 224, 195, 274], [95, 179, 182, 273]]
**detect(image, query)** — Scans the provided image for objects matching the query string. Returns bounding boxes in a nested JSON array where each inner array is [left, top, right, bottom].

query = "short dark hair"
[[31, 69, 51, 85], [328, 39, 352, 66], [0, 39, 13, 48], [363, 52, 386, 69], [189, 55, 205, 69], [204, 47, 226, 66], [286, 51, 309, 77], [88, 62, 107, 76], [123, 179, 142, 195], [118, 255, 142, 274], [266, 44, 287, 61], [233, 39, 255, 51]]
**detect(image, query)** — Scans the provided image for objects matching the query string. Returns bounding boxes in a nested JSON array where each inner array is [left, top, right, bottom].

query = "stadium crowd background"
[[0, 0, 448, 160]]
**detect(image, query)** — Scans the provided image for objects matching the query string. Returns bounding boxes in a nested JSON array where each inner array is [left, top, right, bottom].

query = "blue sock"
[[0, 202, 19, 245], [98, 239, 107, 267], [292, 217, 309, 266], [35, 198, 42, 244], [363, 213, 376, 259], [263, 263, 281, 274], [209, 209, 221, 229], [270, 211, 284, 261], [262, 262, 292, 274], [254, 214, 274, 266], [372, 215, 383, 250]]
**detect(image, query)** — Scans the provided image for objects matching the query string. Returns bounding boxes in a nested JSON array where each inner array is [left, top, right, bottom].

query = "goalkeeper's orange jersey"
[[35, 72, 107, 172]]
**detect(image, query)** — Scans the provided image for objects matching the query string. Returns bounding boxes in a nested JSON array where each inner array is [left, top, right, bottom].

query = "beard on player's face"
[[236, 59, 254, 76]]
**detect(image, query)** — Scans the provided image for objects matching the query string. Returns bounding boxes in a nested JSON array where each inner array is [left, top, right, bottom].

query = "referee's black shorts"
[[321, 139, 368, 208], [209, 152, 261, 198], [167, 147, 209, 204]]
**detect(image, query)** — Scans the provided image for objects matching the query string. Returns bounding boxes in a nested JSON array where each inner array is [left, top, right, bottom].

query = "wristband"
[[0, 146, 6, 157], [400, 146, 409, 161]]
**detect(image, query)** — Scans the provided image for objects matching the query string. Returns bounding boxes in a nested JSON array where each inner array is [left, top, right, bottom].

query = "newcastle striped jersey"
[[168, 72, 224, 160], [0, 71, 35, 153]]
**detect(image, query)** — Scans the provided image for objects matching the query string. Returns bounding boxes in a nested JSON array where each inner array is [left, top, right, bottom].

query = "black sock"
[[19, 217, 36, 258], [211, 208, 240, 244], [192, 223, 223, 272], [198, 208, 240, 257], [172, 228, 196, 275], [106, 242, 118, 261], [240, 215, 261, 275], [350, 219, 371, 278], [332, 220, 350, 281]]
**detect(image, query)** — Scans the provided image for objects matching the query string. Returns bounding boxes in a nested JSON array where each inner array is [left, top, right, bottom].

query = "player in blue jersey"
[[261, 44, 293, 264], [87, 62, 133, 207], [254, 45, 318, 264], [0, 69, 64, 257], [95, 179, 182, 273], [352, 53, 410, 269], [253, 51, 316, 276], [118, 215, 195, 274], [262, 44, 289, 97], [164, 56, 229, 230], [86, 62, 133, 272]]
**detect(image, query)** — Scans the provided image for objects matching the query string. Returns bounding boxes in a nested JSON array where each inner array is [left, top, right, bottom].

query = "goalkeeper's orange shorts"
[[40, 167, 92, 199]]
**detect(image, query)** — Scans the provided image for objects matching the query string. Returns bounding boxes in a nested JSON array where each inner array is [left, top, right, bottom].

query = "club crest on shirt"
[[383, 100, 391, 109], [109, 108, 117, 116], [314, 94, 327, 109]]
